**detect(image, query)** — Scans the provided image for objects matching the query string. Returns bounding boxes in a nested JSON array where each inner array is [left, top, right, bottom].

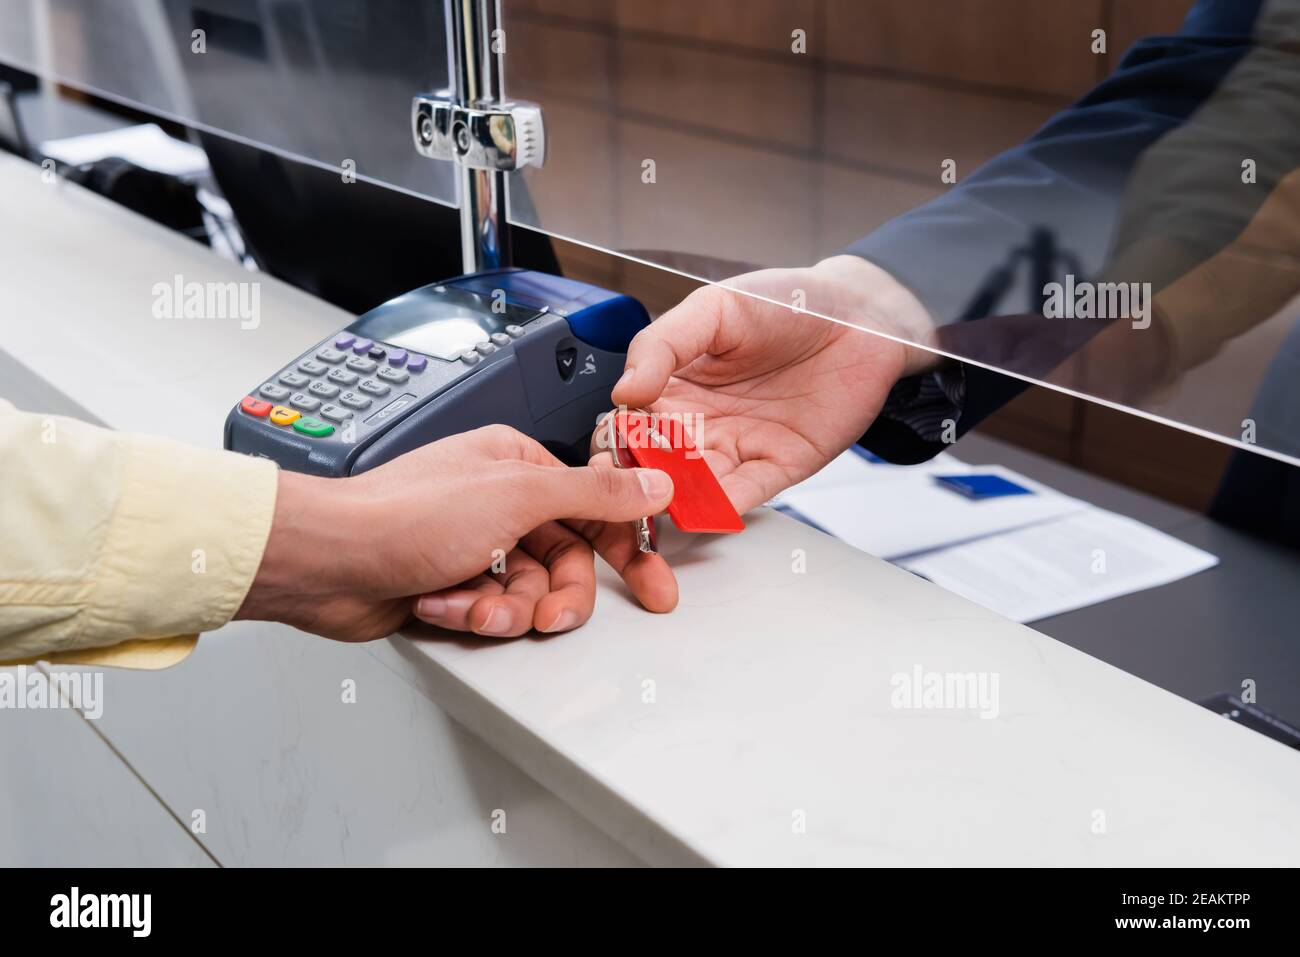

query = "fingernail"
[[478, 606, 512, 635], [637, 468, 673, 500], [416, 596, 447, 620], [615, 366, 635, 392], [542, 609, 579, 633]]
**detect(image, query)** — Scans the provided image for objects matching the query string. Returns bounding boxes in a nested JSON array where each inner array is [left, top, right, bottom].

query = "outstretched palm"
[[610, 258, 938, 512]]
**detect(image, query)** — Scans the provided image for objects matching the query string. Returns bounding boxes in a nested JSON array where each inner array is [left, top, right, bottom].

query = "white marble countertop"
[[4, 152, 1299, 866]]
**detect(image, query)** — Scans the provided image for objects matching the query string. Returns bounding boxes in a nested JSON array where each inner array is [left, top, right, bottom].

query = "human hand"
[[605, 255, 942, 512], [236, 424, 677, 642]]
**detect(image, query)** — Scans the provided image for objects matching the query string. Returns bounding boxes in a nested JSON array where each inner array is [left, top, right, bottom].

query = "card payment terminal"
[[224, 269, 650, 476]]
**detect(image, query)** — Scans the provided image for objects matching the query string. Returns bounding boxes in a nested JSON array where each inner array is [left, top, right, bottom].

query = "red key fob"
[[614, 411, 744, 534]]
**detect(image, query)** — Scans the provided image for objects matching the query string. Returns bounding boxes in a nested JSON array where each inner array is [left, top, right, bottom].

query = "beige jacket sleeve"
[[0, 399, 278, 668]]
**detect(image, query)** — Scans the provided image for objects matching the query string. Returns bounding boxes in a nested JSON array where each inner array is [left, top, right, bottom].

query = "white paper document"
[[42, 124, 210, 177], [771, 448, 1219, 621], [777, 460, 1086, 560], [897, 508, 1219, 623]]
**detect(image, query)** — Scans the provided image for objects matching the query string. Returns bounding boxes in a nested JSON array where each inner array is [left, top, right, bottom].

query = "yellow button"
[[269, 406, 300, 426]]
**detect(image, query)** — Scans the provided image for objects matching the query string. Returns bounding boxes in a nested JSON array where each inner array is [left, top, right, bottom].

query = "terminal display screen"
[[347, 288, 540, 361]]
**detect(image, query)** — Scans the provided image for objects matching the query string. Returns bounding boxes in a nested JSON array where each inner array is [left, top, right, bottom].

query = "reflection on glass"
[[0, 0, 458, 206], [503, 0, 1300, 472]]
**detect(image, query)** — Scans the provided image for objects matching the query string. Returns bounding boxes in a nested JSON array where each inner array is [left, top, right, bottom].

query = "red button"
[[240, 396, 272, 418]]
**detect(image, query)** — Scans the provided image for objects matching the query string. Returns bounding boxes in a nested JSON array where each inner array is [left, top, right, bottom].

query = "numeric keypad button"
[[319, 404, 353, 423]]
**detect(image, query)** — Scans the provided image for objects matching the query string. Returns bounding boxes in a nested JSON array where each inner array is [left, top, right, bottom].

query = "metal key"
[[605, 413, 657, 554]]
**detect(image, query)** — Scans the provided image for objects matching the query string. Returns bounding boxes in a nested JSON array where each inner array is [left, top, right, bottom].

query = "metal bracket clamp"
[[412, 94, 545, 172]]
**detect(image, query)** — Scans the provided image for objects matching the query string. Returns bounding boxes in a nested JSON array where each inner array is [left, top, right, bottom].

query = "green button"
[[292, 416, 334, 438]]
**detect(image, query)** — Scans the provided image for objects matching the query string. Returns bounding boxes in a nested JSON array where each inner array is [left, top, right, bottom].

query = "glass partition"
[[3, 0, 1300, 469], [0, 0, 458, 206], [501, 0, 1300, 470]]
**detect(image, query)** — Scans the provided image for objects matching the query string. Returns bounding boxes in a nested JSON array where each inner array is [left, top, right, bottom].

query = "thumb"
[[613, 283, 732, 408], [522, 465, 674, 526]]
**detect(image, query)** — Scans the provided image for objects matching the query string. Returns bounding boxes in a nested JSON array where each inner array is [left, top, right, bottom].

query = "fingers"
[[413, 528, 603, 637], [613, 284, 735, 409], [413, 574, 503, 632], [572, 518, 679, 613], [518, 521, 598, 633], [477, 548, 552, 636], [571, 452, 679, 613], [413, 548, 550, 637]]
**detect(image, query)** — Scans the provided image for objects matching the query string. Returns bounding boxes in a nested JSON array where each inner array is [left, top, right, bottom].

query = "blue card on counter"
[[932, 473, 1034, 501]]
